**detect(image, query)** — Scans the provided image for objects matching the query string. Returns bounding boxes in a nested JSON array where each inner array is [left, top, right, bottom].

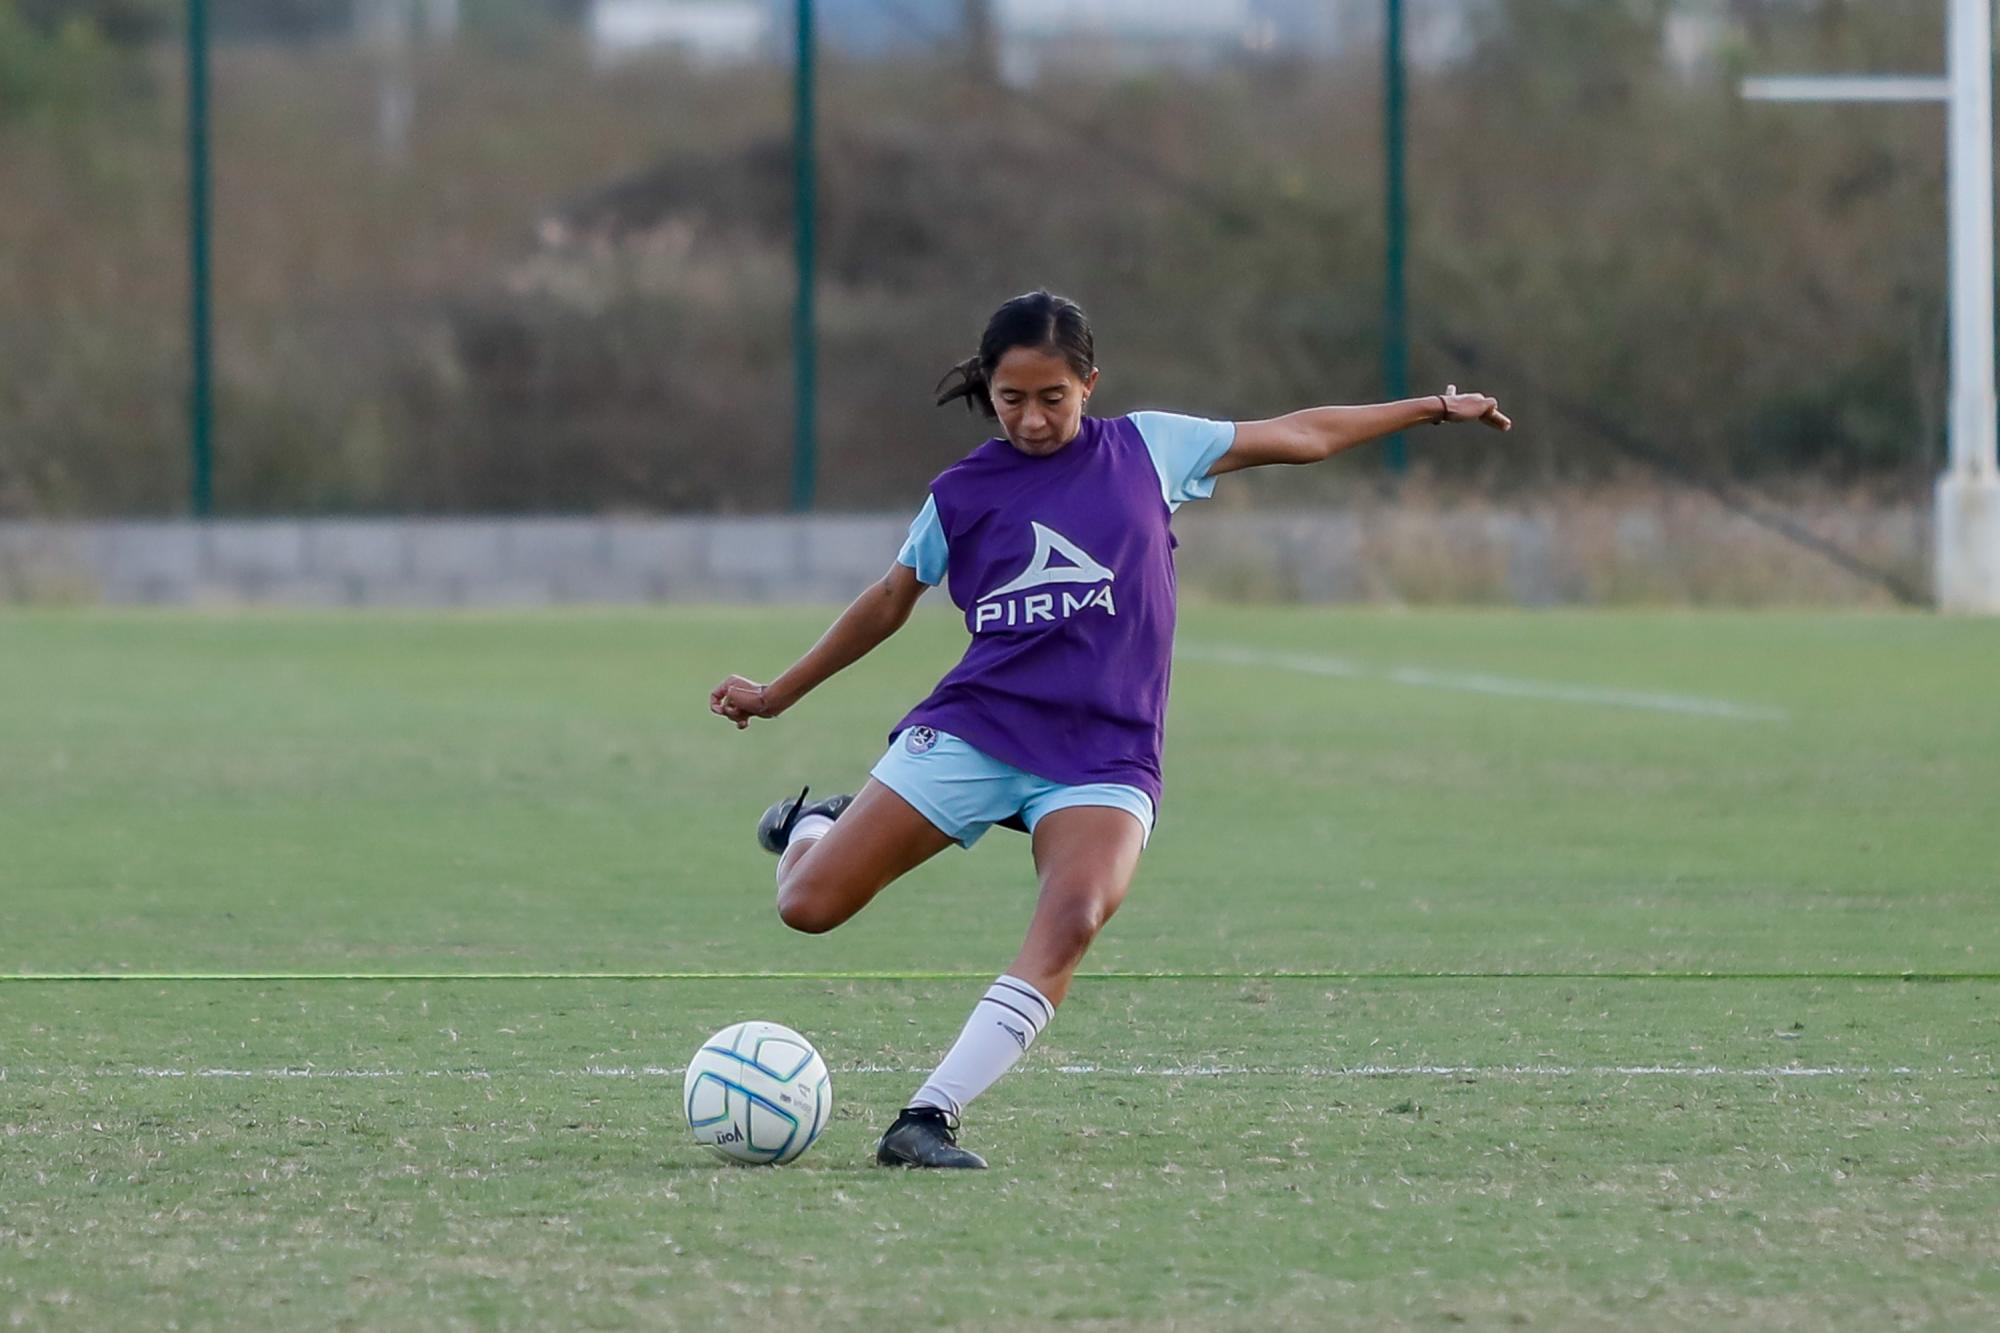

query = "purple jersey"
[[892, 414, 1226, 807]]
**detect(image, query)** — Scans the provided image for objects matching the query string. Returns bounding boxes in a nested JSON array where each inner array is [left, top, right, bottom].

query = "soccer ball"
[[683, 1020, 833, 1165]]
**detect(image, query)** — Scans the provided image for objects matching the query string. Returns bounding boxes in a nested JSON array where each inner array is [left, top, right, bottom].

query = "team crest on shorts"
[[905, 726, 938, 755]]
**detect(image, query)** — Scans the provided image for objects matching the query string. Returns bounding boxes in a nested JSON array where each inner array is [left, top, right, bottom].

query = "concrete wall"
[[0, 501, 1929, 608]]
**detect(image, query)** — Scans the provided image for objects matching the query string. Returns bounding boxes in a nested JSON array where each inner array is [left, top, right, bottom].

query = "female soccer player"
[[709, 291, 1510, 1168]]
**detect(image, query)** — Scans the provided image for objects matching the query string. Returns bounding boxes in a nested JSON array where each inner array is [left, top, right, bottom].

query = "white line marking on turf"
[[1178, 643, 1789, 722], [2, 1063, 1942, 1082]]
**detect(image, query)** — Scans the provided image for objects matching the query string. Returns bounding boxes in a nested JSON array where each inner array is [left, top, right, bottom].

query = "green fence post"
[[792, 0, 817, 512], [186, 0, 214, 516], [1383, 0, 1409, 475]]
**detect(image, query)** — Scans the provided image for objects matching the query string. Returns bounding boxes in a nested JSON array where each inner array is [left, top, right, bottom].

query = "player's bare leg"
[[1009, 806, 1145, 1004], [767, 778, 954, 934], [881, 805, 1145, 1168]]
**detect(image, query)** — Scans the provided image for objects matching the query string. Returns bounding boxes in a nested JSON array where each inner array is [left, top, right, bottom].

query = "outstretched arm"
[[1206, 385, 1511, 477], [709, 562, 930, 729]]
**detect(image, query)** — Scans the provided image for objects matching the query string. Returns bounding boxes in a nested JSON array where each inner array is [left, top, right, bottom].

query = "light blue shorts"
[[869, 727, 1156, 849]]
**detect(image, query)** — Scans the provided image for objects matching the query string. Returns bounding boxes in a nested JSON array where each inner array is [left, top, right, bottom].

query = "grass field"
[[2, 605, 1996, 1329]]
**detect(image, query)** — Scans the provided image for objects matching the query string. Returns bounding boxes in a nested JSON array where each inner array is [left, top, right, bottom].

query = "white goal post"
[[1743, 0, 2000, 613]]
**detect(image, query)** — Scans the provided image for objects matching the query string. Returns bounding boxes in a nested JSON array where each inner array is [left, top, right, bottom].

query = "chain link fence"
[[0, 0, 1959, 573]]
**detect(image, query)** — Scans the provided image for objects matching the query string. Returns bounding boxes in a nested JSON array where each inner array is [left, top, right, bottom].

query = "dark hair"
[[935, 290, 1096, 419]]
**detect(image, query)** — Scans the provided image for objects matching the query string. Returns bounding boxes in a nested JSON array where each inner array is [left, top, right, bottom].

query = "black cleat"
[[875, 1106, 987, 1169], [755, 785, 855, 856]]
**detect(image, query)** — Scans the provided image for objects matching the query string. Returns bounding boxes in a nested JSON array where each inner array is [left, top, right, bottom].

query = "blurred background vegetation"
[[0, 0, 1960, 516]]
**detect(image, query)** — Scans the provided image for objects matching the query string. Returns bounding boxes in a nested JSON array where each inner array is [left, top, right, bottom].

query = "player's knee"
[[775, 875, 846, 934], [776, 891, 834, 934], [1043, 882, 1123, 951]]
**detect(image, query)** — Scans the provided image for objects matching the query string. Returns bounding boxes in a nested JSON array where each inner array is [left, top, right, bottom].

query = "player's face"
[[989, 346, 1098, 457]]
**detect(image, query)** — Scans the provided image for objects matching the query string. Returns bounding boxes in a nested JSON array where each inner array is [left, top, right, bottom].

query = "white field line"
[[1177, 643, 1789, 722], [0, 1062, 1938, 1083]]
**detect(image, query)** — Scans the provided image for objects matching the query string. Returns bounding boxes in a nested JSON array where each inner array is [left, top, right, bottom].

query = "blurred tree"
[[0, 0, 1964, 513], [0, 0, 122, 120], [1468, 0, 1672, 111], [963, 0, 993, 82], [15, 0, 171, 45], [207, 0, 352, 42]]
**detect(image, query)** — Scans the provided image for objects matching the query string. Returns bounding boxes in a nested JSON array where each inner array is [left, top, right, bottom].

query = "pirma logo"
[[905, 725, 938, 755], [974, 522, 1116, 633]]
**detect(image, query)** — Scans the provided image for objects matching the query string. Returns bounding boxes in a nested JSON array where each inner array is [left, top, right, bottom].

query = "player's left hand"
[[1440, 384, 1512, 431]]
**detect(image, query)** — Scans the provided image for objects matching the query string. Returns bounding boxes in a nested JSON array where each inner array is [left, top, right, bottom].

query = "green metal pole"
[[791, 0, 817, 512], [1383, 0, 1409, 475], [186, 0, 214, 515]]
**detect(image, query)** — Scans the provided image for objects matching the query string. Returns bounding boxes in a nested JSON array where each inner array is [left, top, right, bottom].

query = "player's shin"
[[908, 974, 1057, 1118]]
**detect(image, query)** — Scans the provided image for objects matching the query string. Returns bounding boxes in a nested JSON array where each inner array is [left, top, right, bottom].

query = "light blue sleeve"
[[895, 493, 949, 585], [1130, 411, 1237, 511]]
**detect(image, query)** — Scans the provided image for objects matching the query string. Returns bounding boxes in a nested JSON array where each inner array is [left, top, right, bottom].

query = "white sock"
[[909, 975, 1056, 1119], [789, 813, 834, 845], [774, 813, 835, 886]]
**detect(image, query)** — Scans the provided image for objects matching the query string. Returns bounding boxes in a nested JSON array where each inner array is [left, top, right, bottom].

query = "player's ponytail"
[[934, 354, 990, 415], [935, 289, 1095, 421]]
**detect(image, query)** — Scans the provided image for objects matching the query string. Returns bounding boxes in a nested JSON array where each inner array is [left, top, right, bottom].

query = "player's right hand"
[[709, 675, 777, 729], [1440, 384, 1513, 431]]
